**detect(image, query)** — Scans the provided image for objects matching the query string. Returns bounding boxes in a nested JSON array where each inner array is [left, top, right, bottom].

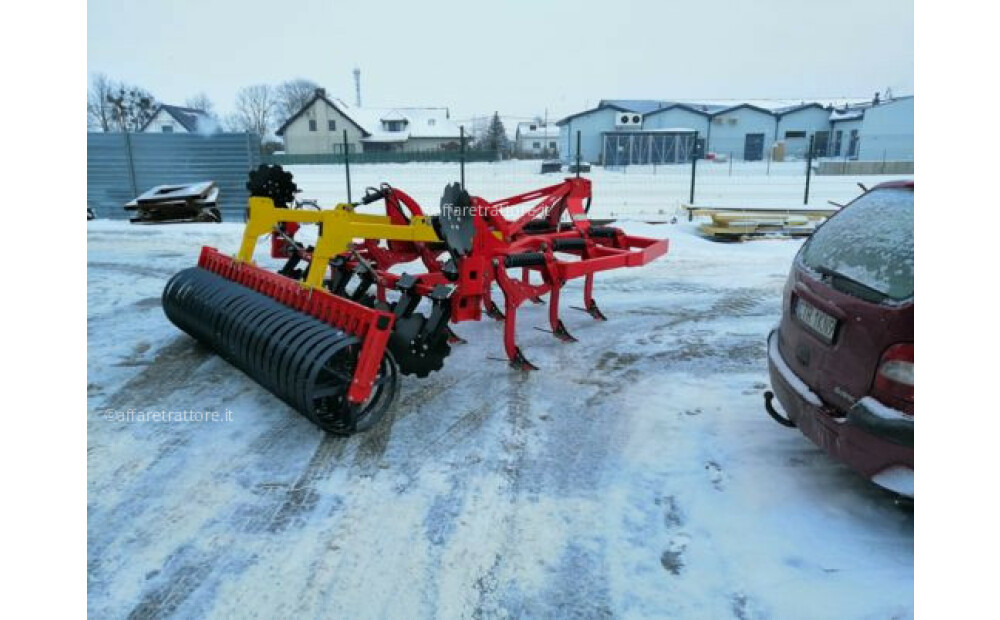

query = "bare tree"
[[106, 84, 158, 132], [185, 92, 217, 118], [87, 73, 117, 132], [276, 78, 320, 123], [230, 84, 277, 137]]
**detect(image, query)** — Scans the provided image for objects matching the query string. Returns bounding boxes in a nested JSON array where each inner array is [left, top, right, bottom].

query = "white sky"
[[88, 0, 913, 124]]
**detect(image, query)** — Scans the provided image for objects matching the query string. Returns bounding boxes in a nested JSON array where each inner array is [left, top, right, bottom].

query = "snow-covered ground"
[[87, 168, 913, 619]]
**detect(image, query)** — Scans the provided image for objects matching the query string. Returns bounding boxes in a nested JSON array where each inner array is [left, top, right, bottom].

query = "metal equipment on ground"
[[126, 181, 222, 224], [682, 204, 837, 240], [162, 165, 667, 434]]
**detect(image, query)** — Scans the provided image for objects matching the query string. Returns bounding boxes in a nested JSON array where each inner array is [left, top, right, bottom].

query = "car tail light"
[[873, 343, 913, 414]]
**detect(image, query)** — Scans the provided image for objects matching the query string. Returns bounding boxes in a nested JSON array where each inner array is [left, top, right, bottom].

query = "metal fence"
[[87, 132, 261, 220], [261, 149, 499, 166]]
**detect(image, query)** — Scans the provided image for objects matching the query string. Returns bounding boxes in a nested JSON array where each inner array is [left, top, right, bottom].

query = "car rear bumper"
[[766, 330, 914, 497]]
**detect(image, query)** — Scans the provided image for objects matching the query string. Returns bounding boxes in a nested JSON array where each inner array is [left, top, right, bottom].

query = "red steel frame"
[[331, 176, 669, 368]]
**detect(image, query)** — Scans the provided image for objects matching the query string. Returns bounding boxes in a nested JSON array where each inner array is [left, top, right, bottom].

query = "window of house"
[[530, 124, 537, 130], [161, 125, 173, 133], [428, 119, 436, 126], [309, 119, 317, 131], [533, 142, 541, 149], [328, 120, 336, 131], [784, 130, 806, 139], [549, 141, 556, 148]]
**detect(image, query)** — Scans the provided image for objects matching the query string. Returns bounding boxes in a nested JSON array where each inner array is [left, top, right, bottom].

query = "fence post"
[[343, 129, 352, 203], [882, 149, 887, 174], [804, 134, 815, 205], [729, 153, 733, 176], [123, 131, 138, 198], [460, 126, 466, 188], [689, 131, 699, 214], [766, 152, 771, 176], [575, 130, 581, 178]]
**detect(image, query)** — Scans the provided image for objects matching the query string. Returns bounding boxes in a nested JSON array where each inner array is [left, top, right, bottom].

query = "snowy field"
[[87, 167, 913, 619]]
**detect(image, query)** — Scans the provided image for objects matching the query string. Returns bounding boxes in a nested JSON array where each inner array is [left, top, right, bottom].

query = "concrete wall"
[[706, 107, 777, 159], [282, 100, 365, 155], [817, 160, 914, 175], [143, 109, 189, 133], [859, 97, 914, 161], [776, 107, 832, 158]]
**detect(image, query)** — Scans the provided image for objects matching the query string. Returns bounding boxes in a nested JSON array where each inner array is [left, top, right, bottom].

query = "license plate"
[[794, 297, 838, 342]]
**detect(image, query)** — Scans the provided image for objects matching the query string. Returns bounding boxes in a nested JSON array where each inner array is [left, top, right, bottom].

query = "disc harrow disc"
[[162, 267, 397, 434]]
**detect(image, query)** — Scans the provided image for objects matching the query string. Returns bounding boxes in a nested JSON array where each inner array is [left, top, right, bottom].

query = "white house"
[[276, 89, 467, 155], [514, 122, 560, 156], [556, 96, 914, 165], [141, 104, 216, 134]]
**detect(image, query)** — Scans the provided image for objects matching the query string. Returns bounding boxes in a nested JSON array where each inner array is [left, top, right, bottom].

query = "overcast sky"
[[88, 0, 913, 124]]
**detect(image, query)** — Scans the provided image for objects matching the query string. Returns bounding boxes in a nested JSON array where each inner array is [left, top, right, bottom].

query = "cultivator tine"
[[551, 319, 578, 342], [578, 274, 608, 321], [327, 256, 352, 296], [485, 299, 506, 321], [509, 347, 538, 371], [349, 264, 376, 303], [278, 252, 306, 280], [532, 322, 577, 342], [571, 300, 608, 321], [392, 274, 423, 318], [446, 326, 467, 345], [424, 285, 453, 336]]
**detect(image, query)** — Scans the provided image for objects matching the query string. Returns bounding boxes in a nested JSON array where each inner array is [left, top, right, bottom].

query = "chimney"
[[316, 87, 326, 98]]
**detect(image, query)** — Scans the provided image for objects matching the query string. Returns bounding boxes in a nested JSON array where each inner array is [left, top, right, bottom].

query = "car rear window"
[[799, 187, 914, 301]]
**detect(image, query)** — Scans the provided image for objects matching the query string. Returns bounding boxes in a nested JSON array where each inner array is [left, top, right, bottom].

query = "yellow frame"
[[237, 196, 441, 289]]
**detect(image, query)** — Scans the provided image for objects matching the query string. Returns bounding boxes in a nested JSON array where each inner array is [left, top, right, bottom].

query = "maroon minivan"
[[765, 181, 914, 497]]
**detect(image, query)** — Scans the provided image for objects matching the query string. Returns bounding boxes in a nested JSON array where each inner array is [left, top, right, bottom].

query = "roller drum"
[[162, 267, 397, 434]]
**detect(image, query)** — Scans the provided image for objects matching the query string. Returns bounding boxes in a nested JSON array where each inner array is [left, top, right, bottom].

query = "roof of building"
[[141, 104, 214, 132], [830, 109, 866, 122], [515, 122, 559, 140], [275, 90, 370, 137], [557, 97, 895, 125], [347, 106, 465, 142], [275, 89, 464, 142], [642, 103, 716, 119], [556, 103, 633, 126]]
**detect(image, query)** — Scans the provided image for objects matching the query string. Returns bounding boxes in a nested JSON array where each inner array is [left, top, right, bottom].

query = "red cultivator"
[[163, 165, 667, 434]]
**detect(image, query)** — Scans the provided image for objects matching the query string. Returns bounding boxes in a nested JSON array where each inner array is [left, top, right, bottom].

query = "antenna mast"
[[353, 67, 362, 107]]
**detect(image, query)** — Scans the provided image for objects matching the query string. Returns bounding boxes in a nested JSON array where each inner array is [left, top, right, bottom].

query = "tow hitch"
[[763, 391, 796, 428]]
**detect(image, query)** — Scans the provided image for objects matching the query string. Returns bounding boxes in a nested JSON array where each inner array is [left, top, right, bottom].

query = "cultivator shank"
[[162, 165, 667, 434]]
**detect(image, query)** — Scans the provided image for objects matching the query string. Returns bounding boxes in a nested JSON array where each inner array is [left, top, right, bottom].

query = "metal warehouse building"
[[556, 96, 913, 165]]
